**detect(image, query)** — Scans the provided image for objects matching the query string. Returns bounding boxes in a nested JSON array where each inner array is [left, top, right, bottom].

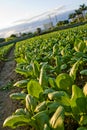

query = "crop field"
[[3, 24, 87, 130]]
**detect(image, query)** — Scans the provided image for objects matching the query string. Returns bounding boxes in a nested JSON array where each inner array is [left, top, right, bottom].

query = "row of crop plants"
[[0, 44, 14, 61], [3, 24, 87, 130]]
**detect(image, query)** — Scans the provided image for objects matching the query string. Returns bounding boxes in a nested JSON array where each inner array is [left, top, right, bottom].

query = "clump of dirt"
[[0, 61, 4, 72], [64, 116, 79, 130]]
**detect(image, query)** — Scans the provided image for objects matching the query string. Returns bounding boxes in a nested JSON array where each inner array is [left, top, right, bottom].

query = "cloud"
[[4, 30, 16, 37], [13, 5, 65, 25]]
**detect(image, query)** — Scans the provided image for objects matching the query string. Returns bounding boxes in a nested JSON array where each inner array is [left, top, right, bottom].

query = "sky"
[[0, 0, 87, 29]]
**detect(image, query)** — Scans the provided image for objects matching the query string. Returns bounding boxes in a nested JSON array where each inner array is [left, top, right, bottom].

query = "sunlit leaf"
[[27, 80, 43, 98]]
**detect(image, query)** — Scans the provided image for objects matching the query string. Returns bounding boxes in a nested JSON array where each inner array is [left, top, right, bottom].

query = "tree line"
[[57, 4, 87, 26]]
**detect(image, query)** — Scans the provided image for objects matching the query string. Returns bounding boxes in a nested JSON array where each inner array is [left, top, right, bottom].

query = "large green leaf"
[[14, 108, 27, 116], [69, 60, 81, 81], [32, 111, 49, 130], [74, 39, 86, 52], [39, 63, 48, 89], [71, 85, 86, 117], [48, 77, 57, 89], [10, 92, 26, 100], [27, 80, 43, 98], [43, 88, 55, 95], [53, 44, 58, 55], [54, 56, 61, 74], [50, 106, 65, 130], [3, 115, 31, 129], [48, 91, 71, 113], [48, 91, 68, 101], [26, 94, 37, 113], [34, 101, 46, 113], [80, 69, 87, 75], [32, 60, 40, 78], [56, 73, 73, 94], [47, 102, 60, 114], [14, 79, 29, 88], [15, 64, 33, 77], [77, 127, 87, 130]]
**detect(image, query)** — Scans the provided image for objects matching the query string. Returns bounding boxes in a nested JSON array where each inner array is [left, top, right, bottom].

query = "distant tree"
[[57, 20, 69, 26], [85, 12, 87, 19], [10, 34, 17, 38], [21, 33, 28, 37], [6, 34, 17, 42], [57, 21, 64, 26], [68, 13, 76, 22], [28, 32, 34, 37], [36, 28, 42, 35], [63, 20, 69, 25], [79, 4, 87, 19], [5, 34, 17, 42], [68, 4, 87, 23], [75, 9, 82, 22], [0, 38, 5, 43]]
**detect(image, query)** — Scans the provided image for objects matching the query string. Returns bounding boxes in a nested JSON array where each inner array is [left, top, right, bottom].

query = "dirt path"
[[0, 46, 20, 130], [0, 47, 16, 86]]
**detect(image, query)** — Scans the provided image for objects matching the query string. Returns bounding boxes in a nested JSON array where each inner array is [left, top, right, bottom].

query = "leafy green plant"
[[10, 92, 27, 100], [13, 79, 29, 88], [69, 59, 81, 81], [0, 44, 13, 60], [80, 69, 87, 75], [77, 127, 87, 130], [27, 80, 43, 98], [26, 94, 37, 114], [74, 39, 86, 52], [3, 114, 31, 129], [70, 85, 86, 119], [56, 73, 73, 93], [50, 106, 65, 130], [39, 63, 48, 89]]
